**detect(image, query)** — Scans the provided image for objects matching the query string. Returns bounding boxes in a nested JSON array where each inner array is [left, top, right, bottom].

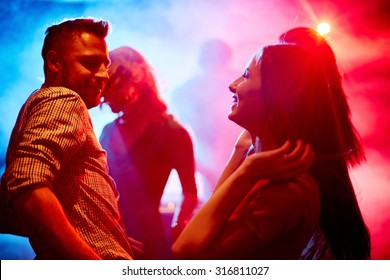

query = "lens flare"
[[317, 22, 331, 36]]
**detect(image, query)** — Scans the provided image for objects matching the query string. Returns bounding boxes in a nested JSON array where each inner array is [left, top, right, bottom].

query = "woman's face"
[[103, 79, 135, 114], [228, 55, 266, 133]]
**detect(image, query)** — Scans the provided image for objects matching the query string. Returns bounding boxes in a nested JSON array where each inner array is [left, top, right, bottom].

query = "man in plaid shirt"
[[1, 18, 133, 259]]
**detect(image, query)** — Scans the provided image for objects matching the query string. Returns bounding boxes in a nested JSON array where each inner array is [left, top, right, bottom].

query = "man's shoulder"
[[26, 86, 86, 110], [19, 86, 90, 126], [31, 86, 81, 100]]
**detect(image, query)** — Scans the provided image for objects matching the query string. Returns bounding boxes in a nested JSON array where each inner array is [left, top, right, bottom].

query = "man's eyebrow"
[[79, 54, 110, 64]]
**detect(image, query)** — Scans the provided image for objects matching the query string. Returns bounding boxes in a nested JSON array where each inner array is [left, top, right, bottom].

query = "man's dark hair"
[[41, 18, 110, 74]]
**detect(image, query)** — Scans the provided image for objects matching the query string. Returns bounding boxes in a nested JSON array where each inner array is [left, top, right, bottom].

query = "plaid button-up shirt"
[[2, 86, 133, 259]]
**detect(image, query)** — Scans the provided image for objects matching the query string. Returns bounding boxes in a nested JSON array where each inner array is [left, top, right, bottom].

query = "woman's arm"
[[170, 122, 199, 240], [214, 130, 252, 192], [172, 141, 314, 259]]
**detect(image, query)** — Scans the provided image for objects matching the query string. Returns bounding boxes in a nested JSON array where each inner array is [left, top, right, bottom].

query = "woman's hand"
[[238, 140, 315, 182]]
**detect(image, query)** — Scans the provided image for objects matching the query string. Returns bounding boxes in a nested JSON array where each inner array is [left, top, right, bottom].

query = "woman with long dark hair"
[[172, 44, 370, 259]]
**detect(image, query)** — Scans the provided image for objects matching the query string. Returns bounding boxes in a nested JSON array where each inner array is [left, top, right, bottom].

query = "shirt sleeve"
[[242, 181, 308, 245], [4, 88, 87, 203]]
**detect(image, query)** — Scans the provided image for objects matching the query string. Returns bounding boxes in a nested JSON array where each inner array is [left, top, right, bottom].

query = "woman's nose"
[[229, 82, 236, 93]]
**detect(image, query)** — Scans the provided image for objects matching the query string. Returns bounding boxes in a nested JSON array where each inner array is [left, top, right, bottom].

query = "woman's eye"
[[243, 70, 249, 79]]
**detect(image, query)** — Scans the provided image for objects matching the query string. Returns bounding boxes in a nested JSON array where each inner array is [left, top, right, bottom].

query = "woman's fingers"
[[302, 144, 315, 168], [282, 140, 305, 162], [241, 139, 315, 182], [278, 143, 315, 180], [263, 140, 292, 158]]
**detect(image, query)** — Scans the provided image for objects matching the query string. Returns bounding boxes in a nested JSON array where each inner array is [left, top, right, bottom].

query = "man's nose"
[[96, 64, 109, 81]]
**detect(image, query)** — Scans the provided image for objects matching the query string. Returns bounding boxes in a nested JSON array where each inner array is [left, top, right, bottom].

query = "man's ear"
[[46, 50, 61, 73]]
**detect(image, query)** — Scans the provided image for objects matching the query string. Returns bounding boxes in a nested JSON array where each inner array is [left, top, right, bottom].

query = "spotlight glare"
[[317, 22, 331, 36]]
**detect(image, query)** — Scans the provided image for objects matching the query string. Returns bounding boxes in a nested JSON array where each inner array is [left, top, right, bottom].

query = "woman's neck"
[[121, 103, 150, 121], [250, 125, 278, 152]]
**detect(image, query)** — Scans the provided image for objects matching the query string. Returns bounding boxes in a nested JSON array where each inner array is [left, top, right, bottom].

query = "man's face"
[[58, 32, 110, 109]]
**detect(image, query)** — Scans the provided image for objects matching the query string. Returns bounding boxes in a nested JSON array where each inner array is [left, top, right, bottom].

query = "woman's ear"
[[46, 50, 61, 73]]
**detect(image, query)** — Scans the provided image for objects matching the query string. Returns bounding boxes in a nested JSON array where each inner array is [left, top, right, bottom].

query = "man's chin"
[[85, 99, 100, 109]]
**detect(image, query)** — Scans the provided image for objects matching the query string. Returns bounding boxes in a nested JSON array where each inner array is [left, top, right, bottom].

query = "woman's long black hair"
[[258, 44, 371, 259]]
